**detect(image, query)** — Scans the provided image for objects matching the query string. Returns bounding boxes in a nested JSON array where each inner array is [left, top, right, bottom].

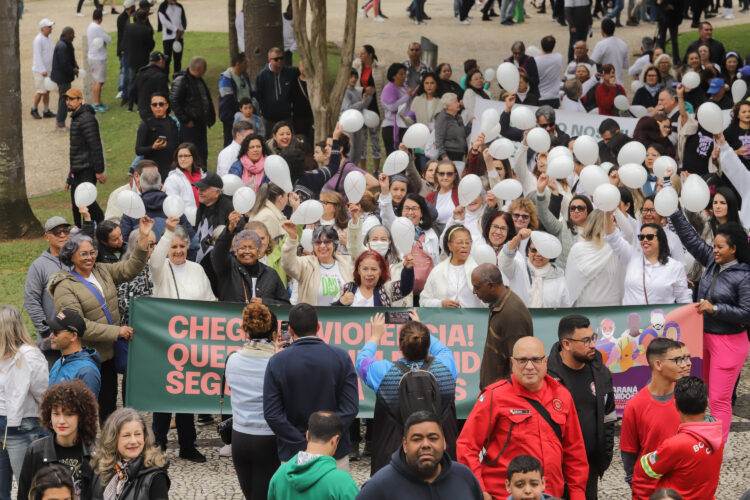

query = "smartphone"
[[157, 136, 167, 142], [385, 311, 411, 324], [280, 321, 291, 341]]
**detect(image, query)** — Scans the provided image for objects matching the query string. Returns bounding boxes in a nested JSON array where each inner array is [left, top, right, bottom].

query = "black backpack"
[[394, 355, 441, 424]]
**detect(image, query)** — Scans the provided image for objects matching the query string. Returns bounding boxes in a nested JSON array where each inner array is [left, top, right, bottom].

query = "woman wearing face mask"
[[333, 249, 414, 306], [229, 134, 271, 193], [498, 228, 571, 307], [421, 225, 482, 308], [425, 160, 460, 224]]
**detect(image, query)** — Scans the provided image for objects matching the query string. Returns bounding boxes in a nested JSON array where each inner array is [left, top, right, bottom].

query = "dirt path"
[[19, 0, 746, 196]]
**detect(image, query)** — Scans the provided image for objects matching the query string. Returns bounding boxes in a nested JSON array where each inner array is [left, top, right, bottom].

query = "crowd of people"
[[13, 0, 750, 498]]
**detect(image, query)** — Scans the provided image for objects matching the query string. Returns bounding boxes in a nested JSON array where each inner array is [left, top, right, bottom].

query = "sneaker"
[[93, 104, 109, 112], [115, 90, 123, 99], [55, 126, 68, 132], [102, 8, 108, 14], [219, 444, 232, 457], [349, 446, 361, 461], [501, 18, 514, 24], [76, 12, 84, 16], [373, 15, 386, 21], [414, 19, 426, 24], [111, 7, 119, 14], [459, 18, 472, 23], [30, 109, 42, 119], [197, 415, 214, 426], [725, 13, 735, 18], [43, 110, 56, 118], [360, 7, 367, 18], [179, 447, 207, 463]]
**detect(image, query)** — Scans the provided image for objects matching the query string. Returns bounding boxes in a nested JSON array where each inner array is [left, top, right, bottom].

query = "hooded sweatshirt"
[[48, 347, 102, 397], [636, 420, 724, 500], [267, 453, 358, 500]]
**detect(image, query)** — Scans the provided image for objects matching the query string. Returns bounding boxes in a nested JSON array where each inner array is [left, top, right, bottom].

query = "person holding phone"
[[331, 250, 414, 307], [134, 91, 181, 181]]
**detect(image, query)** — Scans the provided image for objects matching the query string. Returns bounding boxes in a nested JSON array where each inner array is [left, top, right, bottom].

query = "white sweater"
[[498, 247, 571, 307], [3, 345, 48, 426], [150, 229, 216, 301], [164, 169, 198, 210], [420, 257, 483, 307]]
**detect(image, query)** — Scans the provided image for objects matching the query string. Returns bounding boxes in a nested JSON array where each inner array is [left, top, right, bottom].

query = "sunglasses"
[[569, 205, 587, 212], [49, 228, 71, 237], [539, 122, 555, 129], [437, 171, 455, 177], [512, 213, 530, 221], [638, 233, 657, 241], [270, 57, 284, 62], [151, 102, 168, 107]]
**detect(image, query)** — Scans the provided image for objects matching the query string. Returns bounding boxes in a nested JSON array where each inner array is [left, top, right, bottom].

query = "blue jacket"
[[49, 347, 102, 397], [670, 210, 750, 334], [263, 336, 359, 461], [254, 64, 300, 122], [218, 67, 255, 123]]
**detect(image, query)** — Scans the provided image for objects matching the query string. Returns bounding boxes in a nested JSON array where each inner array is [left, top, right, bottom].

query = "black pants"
[[222, 118, 234, 147], [183, 124, 208, 166], [568, 25, 588, 61], [231, 430, 279, 500], [99, 358, 118, 424], [77, 0, 101, 12], [162, 38, 183, 75], [553, 0, 565, 20], [658, 20, 680, 61], [585, 467, 599, 499], [539, 98, 561, 108], [459, 0, 473, 20], [152, 413, 196, 449], [692, 0, 708, 24], [446, 150, 465, 161], [56, 82, 71, 128], [382, 126, 406, 155], [481, 0, 497, 13], [70, 170, 105, 228]]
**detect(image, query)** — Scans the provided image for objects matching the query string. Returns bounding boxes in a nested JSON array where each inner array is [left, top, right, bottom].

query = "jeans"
[[118, 53, 132, 95], [0, 417, 41, 500], [56, 82, 71, 128], [605, 0, 624, 22], [500, 0, 516, 20]]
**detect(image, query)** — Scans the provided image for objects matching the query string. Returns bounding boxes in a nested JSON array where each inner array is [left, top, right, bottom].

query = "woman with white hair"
[[433, 93, 471, 162], [654, 53, 675, 88]]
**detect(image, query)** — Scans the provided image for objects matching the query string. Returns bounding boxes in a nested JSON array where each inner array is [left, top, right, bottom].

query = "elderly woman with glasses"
[[281, 221, 353, 305], [421, 225, 483, 308]]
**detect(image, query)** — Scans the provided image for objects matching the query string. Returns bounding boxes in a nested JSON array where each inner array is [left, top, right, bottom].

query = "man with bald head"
[[457, 336, 590, 500], [471, 263, 533, 390]]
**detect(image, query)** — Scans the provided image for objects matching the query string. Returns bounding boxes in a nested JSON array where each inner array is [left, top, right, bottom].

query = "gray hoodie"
[[24, 249, 67, 349]]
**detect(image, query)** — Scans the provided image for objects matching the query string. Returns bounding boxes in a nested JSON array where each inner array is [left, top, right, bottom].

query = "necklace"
[[319, 261, 336, 270]]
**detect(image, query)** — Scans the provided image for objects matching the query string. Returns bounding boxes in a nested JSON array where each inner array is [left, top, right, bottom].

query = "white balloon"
[[73, 182, 97, 207], [593, 183, 621, 212], [682, 71, 700, 90], [653, 156, 677, 179], [472, 243, 498, 265], [184, 206, 197, 226], [546, 156, 574, 179], [696, 102, 725, 134], [496, 62, 520, 93], [290, 200, 324, 225], [221, 174, 244, 196], [340, 109, 365, 133], [492, 178, 523, 201], [481, 108, 500, 135], [525, 45, 542, 57], [579, 165, 609, 194], [681, 174, 711, 212], [92, 37, 104, 49], [264, 155, 294, 192], [732, 79, 747, 104], [173, 41, 183, 53], [458, 174, 483, 206], [573, 136, 598, 165], [488, 138, 515, 160], [454, 161, 466, 176], [117, 190, 146, 219], [300, 228, 314, 253], [654, 186, 679, 216], [402, 123, 430, 149], [600, 161, 614, 172], [382, 150, 409, 175], [43, 77, 56, 91], [391, 216, 416, 255], [77, 69, 86, 80], [527, 127, 551, 153], [629, 105, 649, 118], [163, 195, 185, 218], [510, 106, 535, 130], [618, 163, 648, 189], [232, 187, 256, 214], [343, 171, 367, 204], [484, 122, 501, 142], [617, 141, 647, 166], [363, 110, 380, 129], [614, 95, 630, 111], [530, 231, 562, 259], [547, 145, 573, 164], [483, 68, 496, 82], [631, 80, 643, 92]]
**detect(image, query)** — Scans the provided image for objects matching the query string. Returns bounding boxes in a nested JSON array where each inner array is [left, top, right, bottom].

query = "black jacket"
[[211, 225, 290, 304], [357, 449, 484, 500], [253, 65, 300, 122], [500, 110, 570, 148], [51, 36, 78, 85], [171, 70, 216, 127], [157, 0, 187, 34], [69, 104, 105, 174], [632, 87, 659, 109], [124, 21, 155, 70], [17, 435, 94, 500], [546, 342, 616, 478], [116, 10, 131, 55], [92, 456, 170, 500], [135, 116, 181, 179], [671, 210, 750, 334], [130, 63, 170, 120]]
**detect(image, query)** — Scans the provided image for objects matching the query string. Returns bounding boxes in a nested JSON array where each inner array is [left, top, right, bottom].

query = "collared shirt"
[[403, 59, 432, 90]]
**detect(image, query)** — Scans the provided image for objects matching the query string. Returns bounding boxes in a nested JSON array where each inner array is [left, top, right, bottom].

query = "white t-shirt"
[[435, 191, 455, 223], [85, 273, 104, 296], [591, 36, 630, 85], [86, 22, 111, 61], [317, 262, 346, 306], [32, 33, 54, 74], [352, 288, 375, 307], [217, 141, 241, 177]]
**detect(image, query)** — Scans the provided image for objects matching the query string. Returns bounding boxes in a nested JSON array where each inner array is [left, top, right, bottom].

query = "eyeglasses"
[[178, 154, 193, 159], [151, 102, 167, 107], [663, 355, 691, 366], [566, 333, 599, 346], [49, 228, 71, 237], [490, 224, 508, 232], [403, 206, 421, 213], [314, 239, 334, 246], [641, 208, 656, 214], [237, 245, 258, 252], [437, 171, 455, 177], [77, 250, 97, 258], [638, 233, 657, 241], [512, 213, 530, 221], [270, 57, 284, 62], [569, 205, 587, 212], [512, 356, 546, 366], [539, 122, 555, 129]]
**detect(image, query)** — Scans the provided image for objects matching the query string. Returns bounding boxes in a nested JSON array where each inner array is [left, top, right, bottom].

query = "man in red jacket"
[[635, 376, 723, 500], [456, 336, 589, 500]]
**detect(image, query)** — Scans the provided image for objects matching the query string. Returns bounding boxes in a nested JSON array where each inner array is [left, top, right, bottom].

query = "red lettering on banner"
[[167, 343, 189, 371], [447, 325, 467, 347], [201, 372, 222, 395], [210, 317, 226, 341], [320, 321, 334, 343], [184, 371, 201, 394], [190, 316, 210, 339], [166, 371, 183, 393], [462, 351, 481, 373], [168, 316, 189, 339], [190, 344, 209, 368], [227, 318, 244, 341], [455, 378, 467, 401], [343, 322, 364, 345], [467, 324, 474, 347]]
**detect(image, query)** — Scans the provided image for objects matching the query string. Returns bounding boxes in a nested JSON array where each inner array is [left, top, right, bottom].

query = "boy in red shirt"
[[635, 376, 723, 500]]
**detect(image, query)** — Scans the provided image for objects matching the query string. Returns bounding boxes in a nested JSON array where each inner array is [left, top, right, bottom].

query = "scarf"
[[565, 241, 616, 303], [471, 86, 490, 100], [240, 155, 265, 192], [643, 82, 662, 98], [103, 460, 130, 500], [527, 261, 554, 308]]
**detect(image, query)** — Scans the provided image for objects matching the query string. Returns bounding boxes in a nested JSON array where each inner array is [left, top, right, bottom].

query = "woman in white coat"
[[421, 225, 483, 308], [163, 143, 203, 210], [498, 228, 571, 308], [250, 183, 292, 241]]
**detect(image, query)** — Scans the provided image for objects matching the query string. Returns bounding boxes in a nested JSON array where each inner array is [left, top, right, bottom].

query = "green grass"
[[668, 22, 750, 59]]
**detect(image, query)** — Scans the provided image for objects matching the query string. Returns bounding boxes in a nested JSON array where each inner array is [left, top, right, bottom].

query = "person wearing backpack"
[[355, 311, 458, 475], [46, 309, 101, 397]]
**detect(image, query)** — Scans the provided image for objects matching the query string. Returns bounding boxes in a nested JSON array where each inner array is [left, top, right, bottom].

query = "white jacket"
[[164, 169, 199, 210], [150, 229, 216, 301], [3, 344, 48, 427], [253, 201, 286, 241], [420, 257, 483, 307], [498, 247, 571, 307], [378, 193, 440, 265]]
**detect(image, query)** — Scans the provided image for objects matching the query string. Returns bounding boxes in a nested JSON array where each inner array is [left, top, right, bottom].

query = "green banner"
[[126, 298, 697, 418]]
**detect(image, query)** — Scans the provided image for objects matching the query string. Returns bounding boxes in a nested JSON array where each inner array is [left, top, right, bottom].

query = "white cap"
[[39, 18, 55, 28], [123, 0, 137, 7]]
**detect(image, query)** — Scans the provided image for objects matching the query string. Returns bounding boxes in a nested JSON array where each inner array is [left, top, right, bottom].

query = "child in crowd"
[[505, 455, 562, 500], [234, 97, 265, 137]]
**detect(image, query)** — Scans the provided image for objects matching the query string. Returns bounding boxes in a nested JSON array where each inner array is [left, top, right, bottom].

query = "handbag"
[[217, 351, 236, 445]]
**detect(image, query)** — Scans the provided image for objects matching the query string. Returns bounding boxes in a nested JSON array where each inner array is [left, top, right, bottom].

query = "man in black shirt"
[[684, 22, 726, 64], [547, 314, 615, 500], [193, 172, 234, 296], [675, 82, 714, 175]]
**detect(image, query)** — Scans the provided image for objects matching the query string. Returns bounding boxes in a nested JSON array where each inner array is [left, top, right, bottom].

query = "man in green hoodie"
[[268, 411, 359, 500]]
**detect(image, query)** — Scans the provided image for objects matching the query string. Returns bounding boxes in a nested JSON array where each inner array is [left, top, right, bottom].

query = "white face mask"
[[368, 241, 390, 257]]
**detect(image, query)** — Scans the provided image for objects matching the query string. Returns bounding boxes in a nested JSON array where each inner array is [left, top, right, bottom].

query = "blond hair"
[[0, 306, 36, 358], [583, 209, 607, 248]]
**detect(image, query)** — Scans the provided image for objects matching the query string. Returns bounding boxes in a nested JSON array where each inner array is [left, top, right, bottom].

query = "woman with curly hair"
[[225, 303, 280, 500], [91, 407, 169, 499], [17, 380, 99, 500]]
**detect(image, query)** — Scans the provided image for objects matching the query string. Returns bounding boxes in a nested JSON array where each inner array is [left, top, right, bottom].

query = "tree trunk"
[[0, 0, 43, 240], [292, 0, 357, 141], [228, 0, 239, 61], [245, 0, 283, 79]]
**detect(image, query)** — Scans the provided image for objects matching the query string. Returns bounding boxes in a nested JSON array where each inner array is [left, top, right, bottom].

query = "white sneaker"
[[360, 7, 367, 18], [725, 8, 735, 18], [460, 18, 472, 23], [373, 15, 386, 21], [115, 91, 123, 99], [219, 444, 232, 457], [76, 12, 84, 16]]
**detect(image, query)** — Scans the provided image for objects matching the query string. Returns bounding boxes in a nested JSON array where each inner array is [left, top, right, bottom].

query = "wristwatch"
[[712, 305, 718, 313]]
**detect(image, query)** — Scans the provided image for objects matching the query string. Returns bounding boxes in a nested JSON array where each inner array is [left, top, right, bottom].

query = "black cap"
[[149, 51, 166, 62], [193, 172, 223, 189], [43, 309, 86, 337]]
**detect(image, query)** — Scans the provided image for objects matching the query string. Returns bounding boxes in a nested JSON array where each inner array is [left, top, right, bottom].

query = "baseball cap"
[[123, 0, 137, 7], [64, 88, 83, 99], [149, 51, 166, 62], [44, 216, 71, 232], [707, 78, 725, 95], [39, 18, 55, 28], [192, 172, 223, 189], [43, 310, 86, 337]]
